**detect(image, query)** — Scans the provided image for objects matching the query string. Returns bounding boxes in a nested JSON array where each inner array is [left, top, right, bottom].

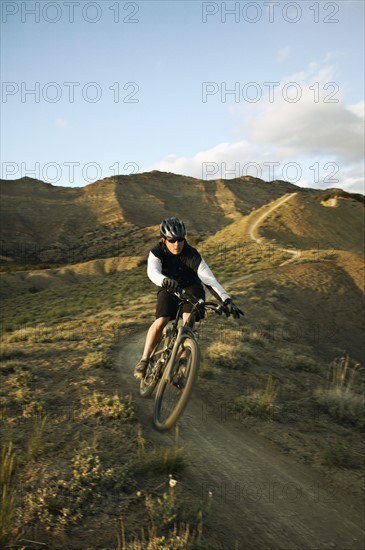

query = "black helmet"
[[160, 217, 186, 239]]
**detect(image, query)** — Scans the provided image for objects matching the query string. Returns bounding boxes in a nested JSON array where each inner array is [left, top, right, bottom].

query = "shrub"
[[0, 443, 16, 546], [199, 360, 221, 379], [80, 351, 109, 369], [233, 375, 280, 418], [282, 351, 319, 372], [314, 355, 364, 428], [323, 443, 351, 468], [80, 392, 134, 420], [134, 445, 188, 477], [316, 189, 365, 204], [315, 388, 365, 428], [0, 360, 24, 374], [21, 443, 117, 529], [0, 346, 25, 361], [27, 414, 47, 460], [204, 340, 255, 371]]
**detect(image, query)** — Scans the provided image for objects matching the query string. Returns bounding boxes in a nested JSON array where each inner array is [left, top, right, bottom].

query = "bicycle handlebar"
[[172, 287, 229, 317]]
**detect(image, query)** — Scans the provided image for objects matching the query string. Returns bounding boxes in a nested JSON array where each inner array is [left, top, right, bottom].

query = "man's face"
[[164, 238, 185, 255]]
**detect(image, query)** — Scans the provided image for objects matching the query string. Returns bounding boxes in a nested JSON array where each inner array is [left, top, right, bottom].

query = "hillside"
[[260, 193, 364, 253], [0, 172, 296, 265], [1, 172, 364, 361], [1, 171, 364, 548]]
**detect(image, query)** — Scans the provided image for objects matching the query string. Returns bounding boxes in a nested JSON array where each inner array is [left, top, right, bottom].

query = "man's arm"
[[147, 251, 165, 287], [197, 257, 230, 302]]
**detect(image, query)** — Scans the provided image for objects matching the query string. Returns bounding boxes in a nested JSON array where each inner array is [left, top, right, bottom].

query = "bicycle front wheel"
[[153, 335, 200, 431]]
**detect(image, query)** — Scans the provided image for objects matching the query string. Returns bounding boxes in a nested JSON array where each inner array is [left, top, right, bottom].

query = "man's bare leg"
[[145, 313, 192, 358], [134, 317, 170, 379], [142, 316, 170, 358]]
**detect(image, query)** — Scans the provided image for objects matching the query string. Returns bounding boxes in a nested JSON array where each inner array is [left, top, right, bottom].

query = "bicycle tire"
[[153, 335, 200, 431]]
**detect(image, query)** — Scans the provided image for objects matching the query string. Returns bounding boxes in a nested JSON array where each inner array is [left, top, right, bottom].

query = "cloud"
[[337, 162, 365, 193], [249, 66, 364, 163], [251, 97, 363, 162], [149, 62, 364, 192], [348, 101, 365, 120], [148, 140, 258, 180], [276, 46, 292, 62]]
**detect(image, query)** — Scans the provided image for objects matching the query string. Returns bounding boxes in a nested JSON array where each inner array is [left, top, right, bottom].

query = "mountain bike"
[[139, 288, 228, 431]]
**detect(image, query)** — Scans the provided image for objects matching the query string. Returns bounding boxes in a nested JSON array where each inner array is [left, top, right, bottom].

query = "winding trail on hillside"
[[115, 193, 364, 548], [225, 192, 299, 288], [116, 335, 364, 549], [249, 192, 297, 244], [248, 192, 300, 266]]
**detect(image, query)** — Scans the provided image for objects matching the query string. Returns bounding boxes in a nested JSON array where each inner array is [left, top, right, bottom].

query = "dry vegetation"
[[1, 174, 364, 548], [0, 265, 210, 548]]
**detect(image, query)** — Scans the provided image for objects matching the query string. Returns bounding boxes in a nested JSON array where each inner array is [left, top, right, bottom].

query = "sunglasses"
[[166, 238, 184, 243]]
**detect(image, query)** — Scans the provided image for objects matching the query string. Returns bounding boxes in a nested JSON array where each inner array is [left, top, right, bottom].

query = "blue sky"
[[1, 0, 364, 191]]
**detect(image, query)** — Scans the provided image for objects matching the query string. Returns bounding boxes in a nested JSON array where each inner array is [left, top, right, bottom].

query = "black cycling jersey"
[[150, 241, 202, 288]]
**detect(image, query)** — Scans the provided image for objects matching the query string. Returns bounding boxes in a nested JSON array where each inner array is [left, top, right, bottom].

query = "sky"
[[1, 0, 364, 191]]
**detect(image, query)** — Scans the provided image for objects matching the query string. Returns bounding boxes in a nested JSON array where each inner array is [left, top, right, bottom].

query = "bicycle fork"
[[163, 327, 195, 383]]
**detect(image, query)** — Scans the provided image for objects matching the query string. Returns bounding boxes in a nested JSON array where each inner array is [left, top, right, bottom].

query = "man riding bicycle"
[[134, 216, 243, 379]]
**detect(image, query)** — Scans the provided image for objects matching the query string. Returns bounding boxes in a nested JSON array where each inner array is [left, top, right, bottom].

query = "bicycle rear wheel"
[[153, 335, 200, 431]]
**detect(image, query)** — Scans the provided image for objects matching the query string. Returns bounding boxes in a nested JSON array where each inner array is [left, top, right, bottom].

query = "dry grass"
[[0, 443, 16, 546], [0, 265, 152, 545], [233, 375, 280, 418], [80, 392, 134, 420], [27, 414, 47, 460], [117, 469, 207, 550], [133, 428, 188, 478], [281, 350, 319, 372], [120, 524, 193, 550], [200, 327, 257, 374], [314, 355, 365, 428], [323, 443, 351, 468], [0, 257, 212, 547]]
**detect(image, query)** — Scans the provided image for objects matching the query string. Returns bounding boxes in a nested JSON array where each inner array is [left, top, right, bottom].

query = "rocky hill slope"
[[0, 172, 296, 265]]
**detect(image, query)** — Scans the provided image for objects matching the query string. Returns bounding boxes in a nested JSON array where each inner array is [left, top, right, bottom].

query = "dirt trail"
[[225, 193, 299, 288], [249, 192, 300, 266], [116, 333, 365, 550], [248, 192, 297, 245]]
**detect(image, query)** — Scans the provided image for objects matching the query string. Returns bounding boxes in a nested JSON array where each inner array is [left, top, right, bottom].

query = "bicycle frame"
[[139, 287, 227, 400], [141, 287, 231, 429], [152, 297, 197, 381], [161, 290, 224, 378]]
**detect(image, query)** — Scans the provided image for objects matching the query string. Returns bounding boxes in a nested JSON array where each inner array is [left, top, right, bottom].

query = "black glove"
[[162, 277, 178, 292], [224, 298, 244, 319]]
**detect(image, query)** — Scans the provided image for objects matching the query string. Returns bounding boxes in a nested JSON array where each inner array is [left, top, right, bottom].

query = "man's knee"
[[154, 317, 170, 331]]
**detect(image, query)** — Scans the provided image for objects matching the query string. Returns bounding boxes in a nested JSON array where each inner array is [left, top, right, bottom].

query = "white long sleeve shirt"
[[147, 243, 230, 303]]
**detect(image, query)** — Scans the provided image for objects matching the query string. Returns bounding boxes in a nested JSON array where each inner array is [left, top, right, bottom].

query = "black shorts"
[[155, 284, 205, 321]]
